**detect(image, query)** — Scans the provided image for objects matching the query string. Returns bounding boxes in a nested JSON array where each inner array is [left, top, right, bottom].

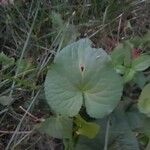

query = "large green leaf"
[[138, 83, 150, 117], [38, 116, 72, 139], [44, 38, 123, 118]]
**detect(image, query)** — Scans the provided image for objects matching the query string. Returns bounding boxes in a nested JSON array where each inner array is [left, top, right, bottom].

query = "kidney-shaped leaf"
[[44, 38, 123, 118]]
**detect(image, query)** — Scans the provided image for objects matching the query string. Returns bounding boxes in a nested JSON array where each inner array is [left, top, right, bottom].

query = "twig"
[[117, 13, 123, 43], [0, 109, 8, 115], [19, 106, 44, 122], [0, 130, 32, 134], [89, 14, 123, 38], [5, 89, 41, 150]]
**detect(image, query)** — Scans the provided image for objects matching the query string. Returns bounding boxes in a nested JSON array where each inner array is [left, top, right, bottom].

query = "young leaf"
[[44, 38, 123, 118], [0, 52, 14, 69], [133, 72, 146, 89], [132, 55, 150, 71], [74, 115, 100, 139], [38, 116, 72, 139], [124, 68, 136, 83], [111, 41, 133, 68], [138, 83, 150, 117]]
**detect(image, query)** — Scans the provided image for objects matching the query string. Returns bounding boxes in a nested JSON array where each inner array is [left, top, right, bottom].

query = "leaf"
[[111, 43, 125, 66], [132, 55, 150, 71], [133, 72, 146, 89], [44, 38, 123, 118], [111, 41, 133, 68], [0, 96, 12, 106], [124, 68, 136, 83], [138, 83, 150, 117], [38, 116, 72, 139], [108, 109, 140, 150], [0, 52, 14, 69], [114, 65, 125, 74], [75, 108, 140, 150], [74, 115, 100, 139], [126, 107, 150, 137]]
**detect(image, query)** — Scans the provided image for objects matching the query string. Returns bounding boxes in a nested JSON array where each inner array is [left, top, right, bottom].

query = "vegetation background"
[[0, 0, 150, 149]]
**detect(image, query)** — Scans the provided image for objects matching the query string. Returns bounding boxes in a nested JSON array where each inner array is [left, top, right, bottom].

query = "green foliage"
[[76, 105, 150, 150], [133, 72, 147, 89], [44, 38, 123, 118], [111, 34, 150, 83], [0, 52, 15, 70], [39, 116, 73, 139], [74, 115, 100, 139], [132, 55, 150, 71], [0, 1, 149, 149], [138, 83, 150, 117]]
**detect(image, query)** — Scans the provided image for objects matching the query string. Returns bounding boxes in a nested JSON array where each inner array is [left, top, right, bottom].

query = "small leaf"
[[0, 96, 12, 106], [132, 55, 150, 71], [0, 52, 14, 69], [138, 83, 150, 117], [133, 73, 146, 89], [124, 68, 136, 83], [111, 41, 133, 68], [38, 116, 73, 139], [74, 115, 100, 139], [115, 65, 125, 74]]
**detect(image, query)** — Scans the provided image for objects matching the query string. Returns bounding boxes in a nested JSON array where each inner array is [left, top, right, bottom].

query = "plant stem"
[[104, 117, 110, 150]]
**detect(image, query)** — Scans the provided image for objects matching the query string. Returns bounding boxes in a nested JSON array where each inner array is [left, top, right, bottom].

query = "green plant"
[[39, 37, 150, 150], [0, 0, 150, 149], [111, 33, 150, 83], [44, 38, 123, 118], [39, 38, 122, 148]]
